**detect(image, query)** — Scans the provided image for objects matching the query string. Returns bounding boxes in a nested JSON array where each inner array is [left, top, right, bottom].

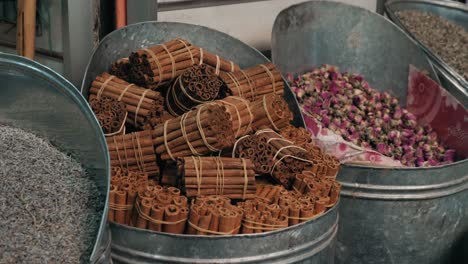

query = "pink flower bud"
[[393, 109, 402, 119]]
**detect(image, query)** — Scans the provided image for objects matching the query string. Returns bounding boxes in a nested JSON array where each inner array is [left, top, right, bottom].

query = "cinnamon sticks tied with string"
[[166, 64, 230, 116], [106, 131, 160, 178], [90, 73, 165, 130], [220, 62, 284, 101], [151, 104, 235, 160], [178, 157, 256, 200], [187, 196, 243, 235], [233, 129, 314, 187], [128, 38, 240, 89], [89, 96, 127, 135]]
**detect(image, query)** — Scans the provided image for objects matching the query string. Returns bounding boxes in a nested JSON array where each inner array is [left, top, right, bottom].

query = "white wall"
[[158, 0, 377, 51]]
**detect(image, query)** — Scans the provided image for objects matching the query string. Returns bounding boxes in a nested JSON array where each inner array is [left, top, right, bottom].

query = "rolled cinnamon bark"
[[108, 184, 117, 222], [162, 204, 181, 234], [148, 204, 165, 231], [114, 190, 127, 224], [136, 198, 153, 229]]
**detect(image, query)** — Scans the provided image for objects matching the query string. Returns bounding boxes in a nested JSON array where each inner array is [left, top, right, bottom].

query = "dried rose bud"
[[393, 109, 403, 120], [402, 129, 413, 138], [354, 114, 363, 124], [389, 130, 400, 140]]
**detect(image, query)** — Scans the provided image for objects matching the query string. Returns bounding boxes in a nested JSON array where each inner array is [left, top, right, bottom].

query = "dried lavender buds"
[[396, 10, 468, 81], [289, 65, 456, 167], [0, 125, 103, 263]]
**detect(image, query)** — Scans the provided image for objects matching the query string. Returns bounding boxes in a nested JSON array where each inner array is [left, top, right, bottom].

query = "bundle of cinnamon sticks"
[[128, 38, 240, 89], [151, 104, 235, 160], [208, 96, 253, 138], [89, 95, 127, 135], [110, 58, 131, 81], [233, 129, 314, 187], [178, 157, 256, 200], [280, 126, 340, 178], [90, 73, 165, 130], [109, 168, 149, 225], [106, 130, 160, 178], [292, 172, 341, 208], [187, 195, 243, 235], [220, 62, 284, 101], [238, 198, 289, 234], [250, 94, 293, 132], [133, 185, 189, 234], [166, 64, 230, 116]]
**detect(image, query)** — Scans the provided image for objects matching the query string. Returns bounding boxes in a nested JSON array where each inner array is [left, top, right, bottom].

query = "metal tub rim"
[[385, 0, 468, 88]]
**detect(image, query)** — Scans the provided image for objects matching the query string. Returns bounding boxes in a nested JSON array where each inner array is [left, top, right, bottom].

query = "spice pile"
[[92, 38, 341, 236], [0, 125, 103, 263], [396, 10, 468, 81], [290, 65, 456, 167]]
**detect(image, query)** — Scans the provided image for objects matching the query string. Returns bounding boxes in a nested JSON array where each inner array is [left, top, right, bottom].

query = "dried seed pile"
[[0, 125, 103, 264], [396, 10, 468, 81]]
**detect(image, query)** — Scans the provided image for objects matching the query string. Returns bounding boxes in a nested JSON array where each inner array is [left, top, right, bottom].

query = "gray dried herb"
[[396, 10, 468, 81], [0, 125, 103, 264]]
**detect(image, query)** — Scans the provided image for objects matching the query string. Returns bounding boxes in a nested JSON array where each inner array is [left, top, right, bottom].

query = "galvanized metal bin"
[[81, 21, 339, 263], [385, 0, 468, 96], [0, 53, 111, 263], [271, 1, 468, 263]]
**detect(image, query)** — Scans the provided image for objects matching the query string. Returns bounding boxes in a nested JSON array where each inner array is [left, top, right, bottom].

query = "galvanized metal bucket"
[[0, 53, 111, 263], [385, 0, 468, 97], [271, 1, 468, 263], [81, 21, 340, 263], [110, 204, 338, 263]]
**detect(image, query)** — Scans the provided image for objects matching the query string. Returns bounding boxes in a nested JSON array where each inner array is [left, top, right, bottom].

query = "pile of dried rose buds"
[[289, 65, 456, 167]]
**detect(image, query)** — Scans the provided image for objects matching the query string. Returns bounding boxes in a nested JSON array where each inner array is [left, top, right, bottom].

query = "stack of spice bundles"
[[89, 72, 165, 129], [220, 62, 284, 101], [166, 64, 230, 116], [128, 38, 240, 89], [86, 38, 343, 237], [89, 95, 127, 135], [177, 157, 256, 199], [106, 131, 160, 177]]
